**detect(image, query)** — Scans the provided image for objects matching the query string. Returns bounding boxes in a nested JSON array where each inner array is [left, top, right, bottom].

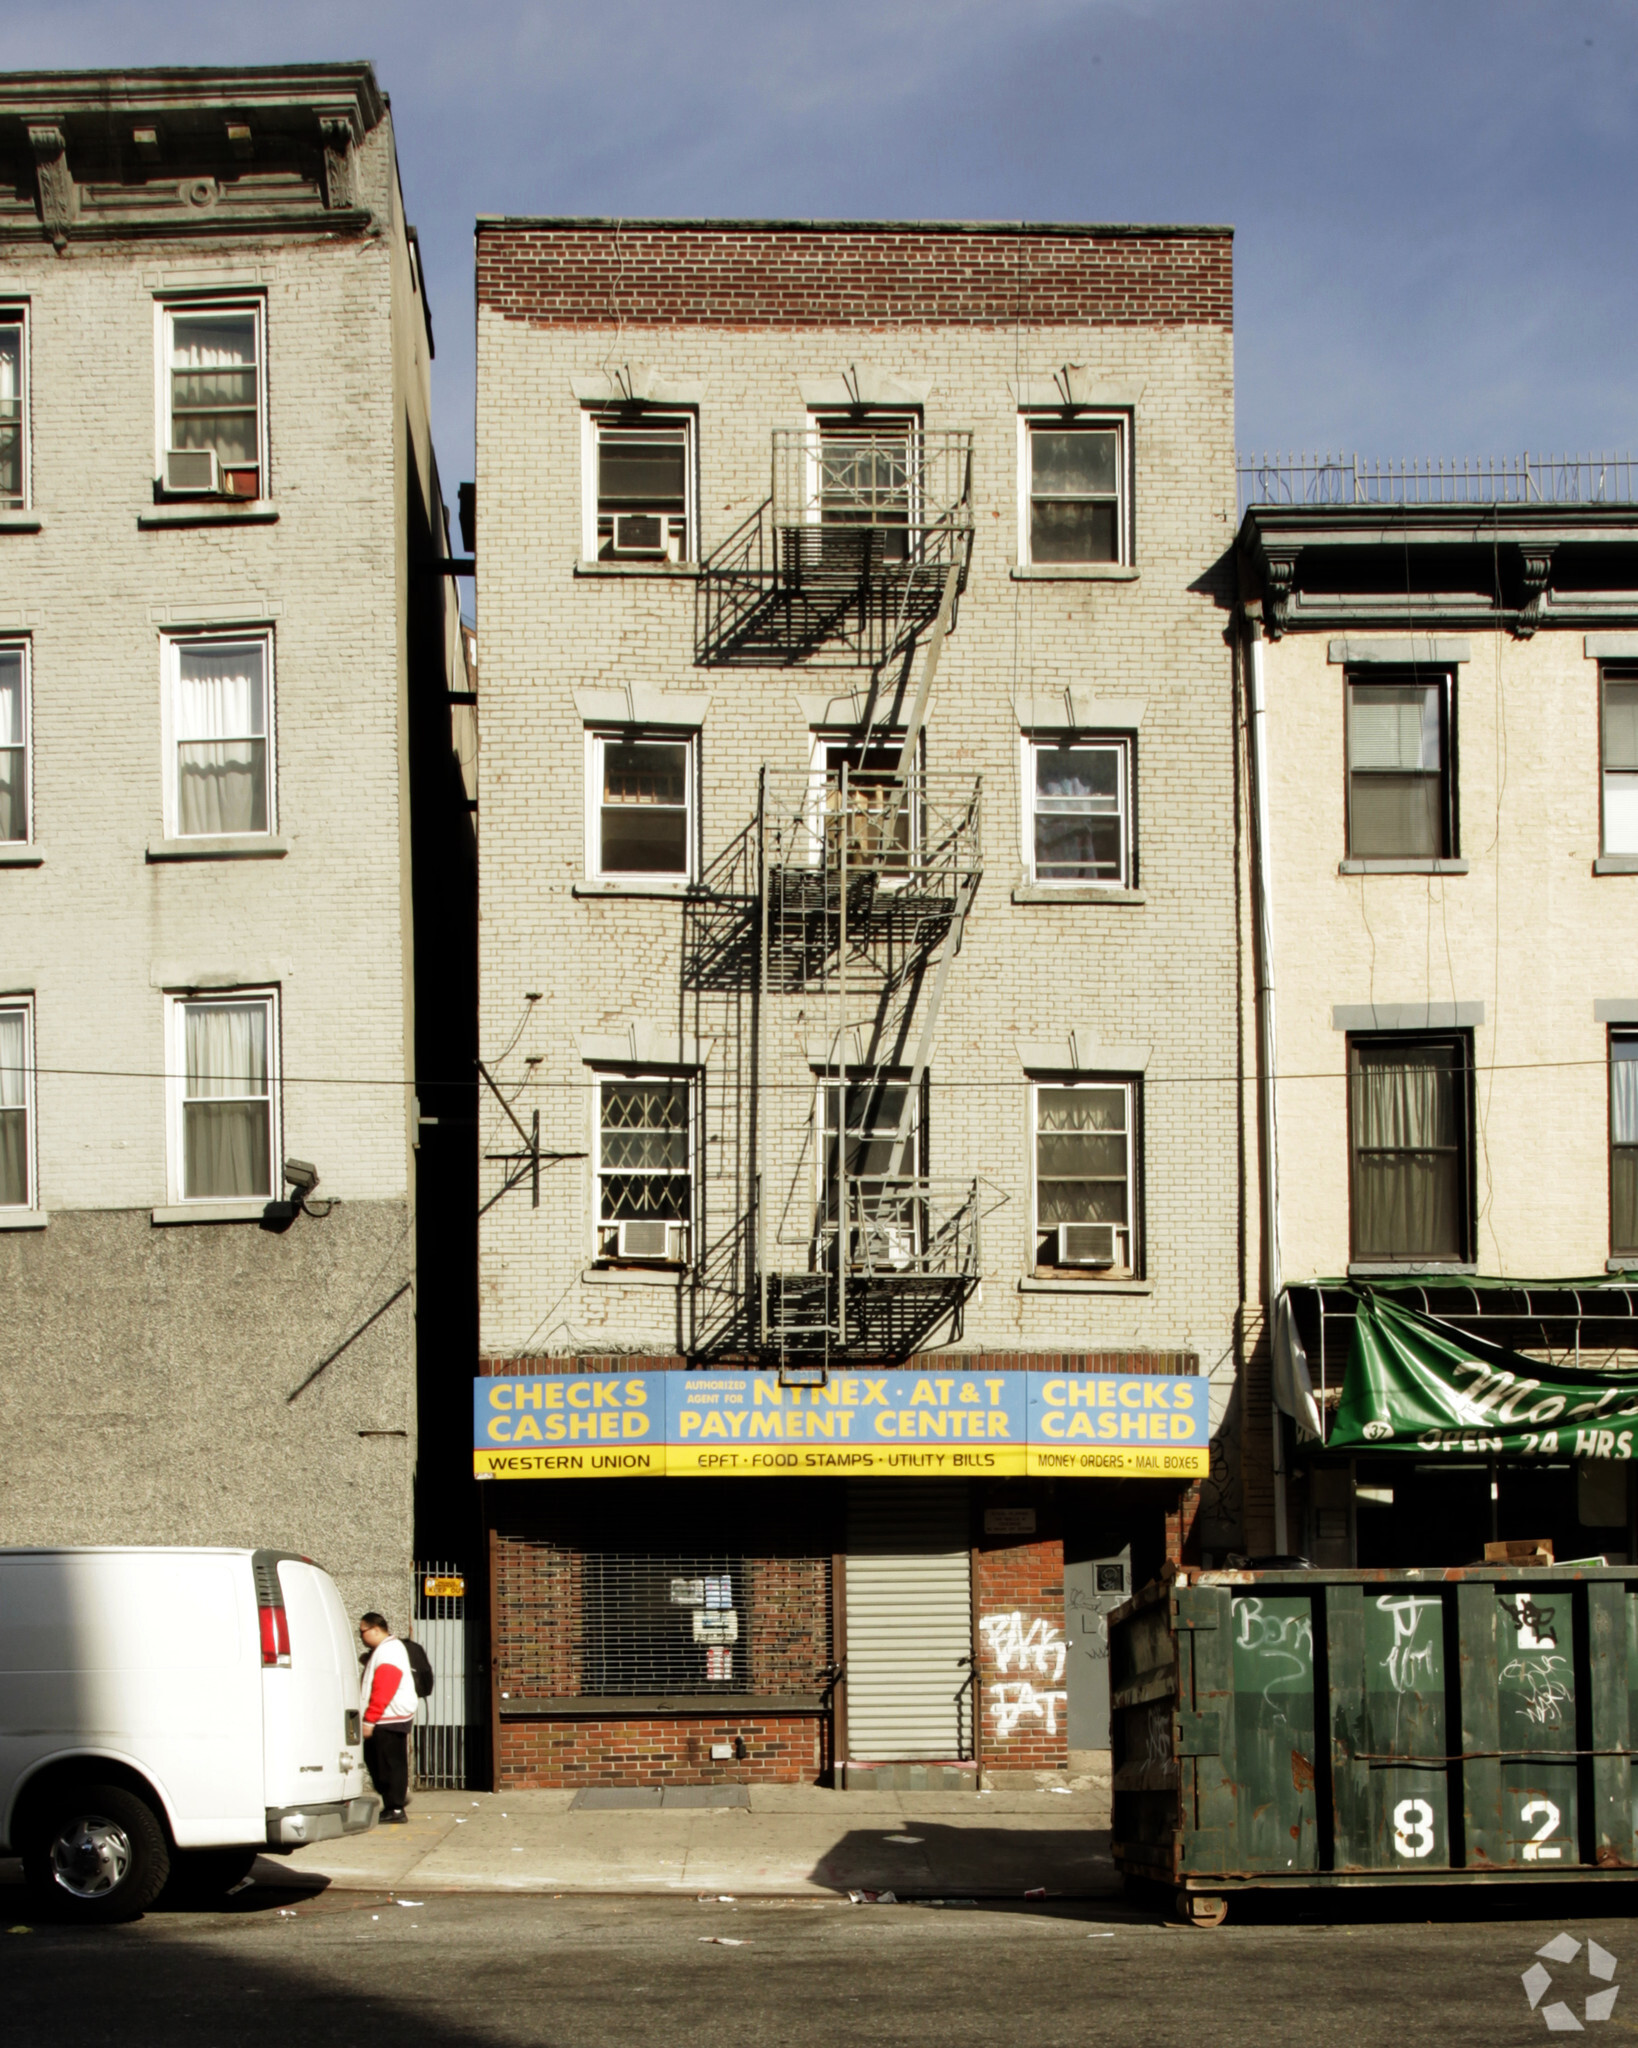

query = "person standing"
[[358, 1612, 415, 1824]]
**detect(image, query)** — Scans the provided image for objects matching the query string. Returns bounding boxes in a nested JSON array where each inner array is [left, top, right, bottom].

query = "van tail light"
[[259, 1600, 291, 1668]]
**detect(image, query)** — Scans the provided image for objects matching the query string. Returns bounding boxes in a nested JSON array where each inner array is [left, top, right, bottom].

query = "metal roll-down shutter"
[[844, 1480, 972, 1760]]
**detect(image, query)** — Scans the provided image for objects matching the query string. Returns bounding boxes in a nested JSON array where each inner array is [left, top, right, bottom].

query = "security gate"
[[411, 1560, 477, 1790], [843, 1481, 973, 1761]]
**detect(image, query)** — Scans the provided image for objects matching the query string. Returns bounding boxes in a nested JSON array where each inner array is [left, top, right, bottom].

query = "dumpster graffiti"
[[981, 1612, 1069, 1741], [1232, 1596, 1313, 1705], [1501, 1655, 1573, 1728], [1501, 1595, 1558, 1650], [1375, 1594, 1440, 1694]]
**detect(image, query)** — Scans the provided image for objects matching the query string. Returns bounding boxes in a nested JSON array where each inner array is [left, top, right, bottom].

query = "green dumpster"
[[1111, 1564, 1638, 1925]]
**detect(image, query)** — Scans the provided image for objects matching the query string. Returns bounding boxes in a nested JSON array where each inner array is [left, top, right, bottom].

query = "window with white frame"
[[169, 992, 278, 1203], [0, 998, 36, 1209], [819, 1076, 924, 1265], [809, 737, 917, 876], [160, 300, 265, 498], [1025, 736, 1131, 886], [587, 732, 693, 880], [584, 410, 694, 562], [809, 412, 918, 563], [1603, 667, 1638, 856], [163, 632, 273, 840], [0, 642, 29, 844], [0, 308, 28, 509], [1019, 415, 1128, 566], [1033, 1079, 1138, 1274], [596, 1076, 692, 1262]]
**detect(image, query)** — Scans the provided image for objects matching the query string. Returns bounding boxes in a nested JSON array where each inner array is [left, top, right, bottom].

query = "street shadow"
[[807, 1822, 1119, 1901], [0, 1852, 333, 1921]]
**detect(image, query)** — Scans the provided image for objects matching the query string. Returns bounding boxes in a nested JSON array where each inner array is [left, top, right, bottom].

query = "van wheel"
[[162, 1848, 260, 1906], [23, 1784, 170, 1924]]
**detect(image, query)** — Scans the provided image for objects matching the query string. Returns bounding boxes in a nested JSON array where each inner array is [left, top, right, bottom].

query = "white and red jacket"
[[360, 1637, 417, 1729]]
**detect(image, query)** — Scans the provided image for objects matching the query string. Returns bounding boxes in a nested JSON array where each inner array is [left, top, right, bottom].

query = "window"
[[161, 302, 264, 498], [820, 1078, 923, 1265], [596, 1077, 691, 1261], [0, 998, 35, 1209], [585, 410, 693, 562], [169, 993, 278, 1202], [811, 739, 916, 874], [587, 733, 693, 880], [1020, 416, 1128, 566], [1025, 737, 1131, 886], [1612, 1035, 1638, 1259], [1348, 1034, 1471, 1264], [811, 413, 917, 562], [1346, 670, 1453, 859], [0, 309, 28, 509], [0, 642, 29, 844], [1033, 1080, 1138, 1275], [163, 633, 273, 839], [1602, 669, 1638, 856]]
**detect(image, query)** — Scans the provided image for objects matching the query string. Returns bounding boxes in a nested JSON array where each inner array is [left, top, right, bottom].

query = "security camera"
[[283, 1158, 321, 1195]]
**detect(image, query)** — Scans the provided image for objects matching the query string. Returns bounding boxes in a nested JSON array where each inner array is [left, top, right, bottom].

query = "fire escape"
[[687, 424, 982, 1365]]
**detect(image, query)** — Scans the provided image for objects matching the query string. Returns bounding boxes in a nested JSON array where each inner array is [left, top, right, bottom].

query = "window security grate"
[[579, 1553, 757, 1695]]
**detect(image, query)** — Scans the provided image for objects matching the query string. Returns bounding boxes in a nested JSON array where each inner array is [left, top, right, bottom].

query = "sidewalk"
[[282, 1780, 1117, 1900]]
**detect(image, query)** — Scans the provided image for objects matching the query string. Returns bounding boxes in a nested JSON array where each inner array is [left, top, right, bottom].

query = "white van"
[[0, 1546, 378, 1921]]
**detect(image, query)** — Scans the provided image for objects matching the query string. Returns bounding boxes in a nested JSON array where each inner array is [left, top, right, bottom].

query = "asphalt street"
[[3, 1869, 1636, 2048]]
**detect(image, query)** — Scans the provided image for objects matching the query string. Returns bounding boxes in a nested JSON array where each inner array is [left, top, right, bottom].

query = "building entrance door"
[[843, 1480, 972, 1761], [1064, 1546, 1130, 1751]]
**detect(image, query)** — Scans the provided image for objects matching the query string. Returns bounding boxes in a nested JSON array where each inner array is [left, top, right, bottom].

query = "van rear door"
[[261, 1561, 365, 1814]]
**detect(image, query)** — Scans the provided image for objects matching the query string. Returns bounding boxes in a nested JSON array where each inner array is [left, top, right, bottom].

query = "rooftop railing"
[[1238, 452, 1638, 515]]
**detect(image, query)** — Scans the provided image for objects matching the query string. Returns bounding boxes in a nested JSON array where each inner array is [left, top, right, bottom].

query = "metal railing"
[[1238, 452, 1638, 515], [771, 427, 973, 556]]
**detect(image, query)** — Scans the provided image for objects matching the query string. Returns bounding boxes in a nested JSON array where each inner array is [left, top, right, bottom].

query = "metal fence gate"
[[411, 1560, 477, 1790]]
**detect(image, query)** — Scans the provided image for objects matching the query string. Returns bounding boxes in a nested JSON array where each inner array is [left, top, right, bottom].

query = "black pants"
[[364, 1725, 410, 1812]]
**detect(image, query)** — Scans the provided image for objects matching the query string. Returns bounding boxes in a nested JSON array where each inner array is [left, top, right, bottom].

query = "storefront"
[[475, 1356, 1208, 1789]]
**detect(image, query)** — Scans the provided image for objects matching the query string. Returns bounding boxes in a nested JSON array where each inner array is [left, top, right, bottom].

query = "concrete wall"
[[1261, 626, 1638, 1282], [0, 104, 432, 1624], [474, 226, 1244, 1528]]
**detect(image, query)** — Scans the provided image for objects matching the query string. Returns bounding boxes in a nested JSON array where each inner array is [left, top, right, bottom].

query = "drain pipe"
[[1245, 618, 1288, 1554]]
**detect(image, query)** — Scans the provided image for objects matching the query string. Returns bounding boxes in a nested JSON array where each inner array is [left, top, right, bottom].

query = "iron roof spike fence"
[[1238, 452, 1638, 517]]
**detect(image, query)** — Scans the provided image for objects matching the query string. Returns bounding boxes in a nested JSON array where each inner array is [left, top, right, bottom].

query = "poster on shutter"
[[472, 1369, 1206, 1477]]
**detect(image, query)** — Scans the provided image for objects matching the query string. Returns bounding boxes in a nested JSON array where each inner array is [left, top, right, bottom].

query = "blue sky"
[[7, 0, 1637, 498]]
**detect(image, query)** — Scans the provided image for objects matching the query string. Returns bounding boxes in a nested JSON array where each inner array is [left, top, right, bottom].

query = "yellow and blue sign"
[[472, 1368, 1208, 1480]]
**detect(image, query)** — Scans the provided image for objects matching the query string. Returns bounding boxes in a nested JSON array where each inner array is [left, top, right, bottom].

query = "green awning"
[[1328, 1287, 1638, 1460]]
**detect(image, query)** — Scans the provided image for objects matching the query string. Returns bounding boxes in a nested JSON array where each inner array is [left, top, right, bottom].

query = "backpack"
[[403, 1636, 435, 1699]]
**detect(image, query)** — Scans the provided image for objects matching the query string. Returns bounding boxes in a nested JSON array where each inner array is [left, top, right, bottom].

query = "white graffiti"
[[979, 1611, 1068, 1683], [1376, 1595, 1441, 1695], [990, 1679, 1070, 1740]]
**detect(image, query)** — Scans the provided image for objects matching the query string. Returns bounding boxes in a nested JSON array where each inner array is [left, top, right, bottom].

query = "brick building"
[[474, 219, 1243, 1788], [0, 67, 473, 1623]]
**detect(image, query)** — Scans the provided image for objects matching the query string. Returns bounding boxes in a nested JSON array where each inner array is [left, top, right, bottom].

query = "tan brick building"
[[0, 67, 472, 1624], [1239, 465, 1638, 1566], [475, 219, 1243, 1787]]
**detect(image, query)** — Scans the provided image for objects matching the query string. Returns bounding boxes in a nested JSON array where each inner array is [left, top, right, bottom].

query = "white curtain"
[[0, 652, 24, 842], [1351, 1053, 1461, 1258], [175, 642, 267, 836], [184, 1003, 270, 1199], [0, 1008, 28, 1206]]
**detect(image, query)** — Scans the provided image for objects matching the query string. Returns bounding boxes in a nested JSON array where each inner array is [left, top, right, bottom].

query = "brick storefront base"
[[497, 1713, 824, 1788]]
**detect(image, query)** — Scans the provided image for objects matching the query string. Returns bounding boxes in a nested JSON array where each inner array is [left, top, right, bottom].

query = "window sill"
[[152, 1200, 278, 1225], [147, 836, 288, 862], [1019, 1275, 1153, 1295], [1347, 1261, 1478, 1278], [0, 846, 43, 867], [1594, 857, 1638, 875], [0, 511, 42, 534], [573, 878, 692, 900], [1010, 563, 1139, 582], [1608, 1260, 1638, 1274], [574, 558, 699, 579], [1338, 858, 1469, 876], [582, 1263, 686, 1287], [0, 1209, 47, 1231], [138, 500, 279, 530], [1012, 884, 1144, 906]]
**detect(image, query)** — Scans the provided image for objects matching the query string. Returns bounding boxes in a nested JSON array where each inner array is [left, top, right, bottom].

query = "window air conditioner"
[[611, 511, 667, 557], [616, 1219, 684, 1262], [165, 447, 221, 494], [1057, 1221, 1118, 1267]]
